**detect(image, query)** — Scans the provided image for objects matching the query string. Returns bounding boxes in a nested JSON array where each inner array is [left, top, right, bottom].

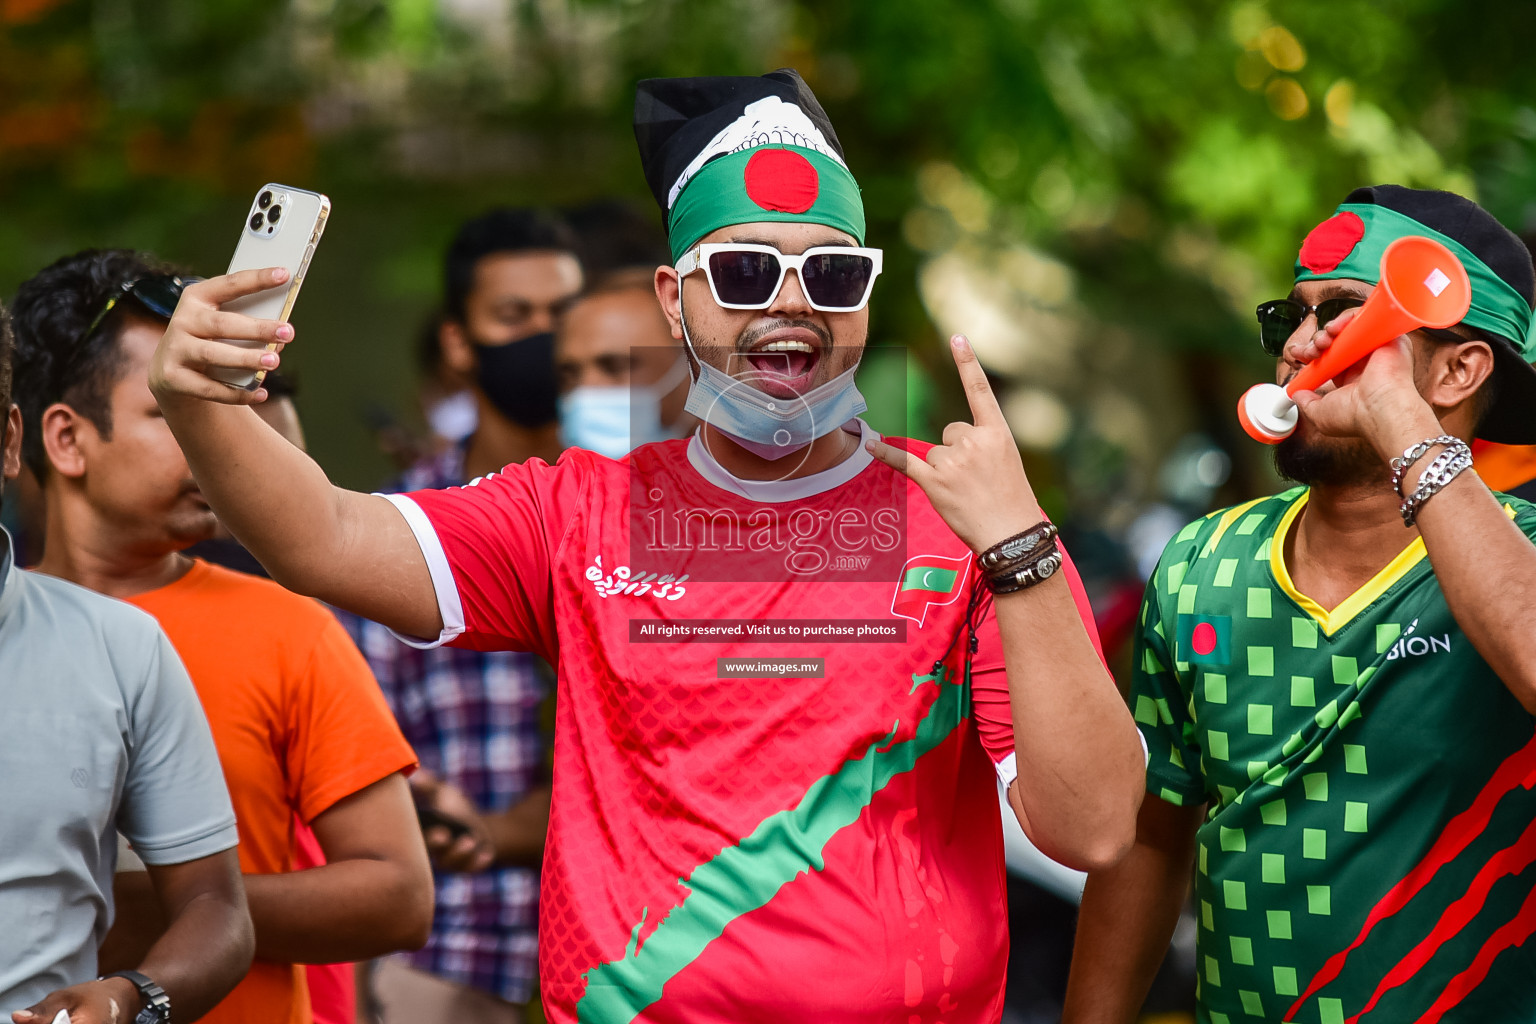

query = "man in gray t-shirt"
[[0, 305, 253, 1024]]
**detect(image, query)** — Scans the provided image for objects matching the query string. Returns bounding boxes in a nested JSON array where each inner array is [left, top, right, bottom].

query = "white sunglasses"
[[676, 242, 884, 313]]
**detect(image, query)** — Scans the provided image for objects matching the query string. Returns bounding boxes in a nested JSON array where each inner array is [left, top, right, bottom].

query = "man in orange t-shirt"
[[185, 374, 362, 1024], [10, 249, 435, 1024]]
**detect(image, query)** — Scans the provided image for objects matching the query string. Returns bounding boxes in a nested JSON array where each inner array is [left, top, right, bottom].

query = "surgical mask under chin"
[[680, 308, 866, 461], [559, 356, 690, 459]]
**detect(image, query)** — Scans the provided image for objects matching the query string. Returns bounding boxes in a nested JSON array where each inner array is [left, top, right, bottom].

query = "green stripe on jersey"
[[577, 662, 970, 1022]]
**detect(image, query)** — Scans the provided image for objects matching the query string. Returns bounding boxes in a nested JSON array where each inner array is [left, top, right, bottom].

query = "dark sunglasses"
[[80, 274, 195, 344], [1255, 295, 1474, 356], [1254, 297, 1366, 356], [676, 243, 884, 313]]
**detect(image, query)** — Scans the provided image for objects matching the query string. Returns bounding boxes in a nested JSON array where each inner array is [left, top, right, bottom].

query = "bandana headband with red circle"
[[666, 144, 866, 263], [1293, 202, 1533, 354]]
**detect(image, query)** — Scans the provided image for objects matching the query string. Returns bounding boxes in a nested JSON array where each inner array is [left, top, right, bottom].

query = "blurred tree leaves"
[[3, 0, 1536, 503]]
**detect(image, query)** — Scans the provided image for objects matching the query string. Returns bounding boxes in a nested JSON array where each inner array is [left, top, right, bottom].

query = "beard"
[[693, 317, 839, 377], [1273, 429, 1384, 487]]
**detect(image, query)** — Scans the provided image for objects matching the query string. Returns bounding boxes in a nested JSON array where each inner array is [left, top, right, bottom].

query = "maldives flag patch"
[[891, 552, 971, 627], [1177, 613, 1232, 665]]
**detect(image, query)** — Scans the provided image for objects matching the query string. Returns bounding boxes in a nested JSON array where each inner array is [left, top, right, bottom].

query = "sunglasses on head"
[[1254, 296, 1365, 356], [676, 243, 884, 313], [80, 274, 195, 345]]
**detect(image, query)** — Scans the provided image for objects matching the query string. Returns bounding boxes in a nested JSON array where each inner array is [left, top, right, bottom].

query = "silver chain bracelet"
[[1390, 434, 1461, 497], [1400, 440, 1473, 526]]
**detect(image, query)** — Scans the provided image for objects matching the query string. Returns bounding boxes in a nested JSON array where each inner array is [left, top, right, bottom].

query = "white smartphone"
[[213, 183, 331, 390]]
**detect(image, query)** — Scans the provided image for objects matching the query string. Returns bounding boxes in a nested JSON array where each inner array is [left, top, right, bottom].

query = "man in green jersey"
[[1064, 185, 1536, 1024]]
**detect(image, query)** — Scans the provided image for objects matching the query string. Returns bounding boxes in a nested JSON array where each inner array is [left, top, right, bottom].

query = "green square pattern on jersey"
[[1133, 488, 1536, 1024]]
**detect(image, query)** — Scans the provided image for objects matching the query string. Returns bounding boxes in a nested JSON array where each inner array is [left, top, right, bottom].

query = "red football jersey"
[[391, 424, 1102, 1023]]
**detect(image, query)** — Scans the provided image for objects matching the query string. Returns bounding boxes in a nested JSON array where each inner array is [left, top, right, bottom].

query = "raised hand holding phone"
[[866, 334, 1041, 553], [149, 268, 295, 404], [211, 184, 329, 390]]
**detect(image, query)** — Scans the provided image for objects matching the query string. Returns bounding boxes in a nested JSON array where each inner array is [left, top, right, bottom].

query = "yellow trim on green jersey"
[[1132, 488, 1536, 1024], [1200, 497, 1267, 558], [1269, 491, 1427, 636]]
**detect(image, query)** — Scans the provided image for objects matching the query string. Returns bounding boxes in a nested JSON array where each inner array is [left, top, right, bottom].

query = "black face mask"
[[474, 331, 559, 429]]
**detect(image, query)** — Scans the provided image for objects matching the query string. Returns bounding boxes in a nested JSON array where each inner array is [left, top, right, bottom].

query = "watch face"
[[134, 997, 169, 1024], [101, 971, 168, 1024]]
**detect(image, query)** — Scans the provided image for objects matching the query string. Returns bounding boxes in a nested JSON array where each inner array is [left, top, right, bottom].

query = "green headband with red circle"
[[667, 145, 866, 263], [1294, 203, 1535, 357]]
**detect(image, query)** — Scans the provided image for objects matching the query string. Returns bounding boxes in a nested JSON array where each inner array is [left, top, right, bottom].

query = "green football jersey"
[[1134, 486, 1536, 1024]]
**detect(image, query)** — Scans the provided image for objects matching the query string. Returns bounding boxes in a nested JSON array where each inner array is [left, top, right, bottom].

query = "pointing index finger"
[[950, 335, 1004, 427]]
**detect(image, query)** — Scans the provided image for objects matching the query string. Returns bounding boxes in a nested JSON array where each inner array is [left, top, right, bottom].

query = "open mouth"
[[741, 329, 823, 398]]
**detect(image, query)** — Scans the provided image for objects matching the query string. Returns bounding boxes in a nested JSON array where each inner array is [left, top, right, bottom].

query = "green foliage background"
[[4, 0, 1536, 520]]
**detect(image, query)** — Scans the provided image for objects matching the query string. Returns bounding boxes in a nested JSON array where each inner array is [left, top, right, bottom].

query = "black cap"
[[633, 68, 845, 227]]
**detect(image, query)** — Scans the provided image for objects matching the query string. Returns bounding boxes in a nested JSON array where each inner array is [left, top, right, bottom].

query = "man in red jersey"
[[145, 70, 1145, 1023]]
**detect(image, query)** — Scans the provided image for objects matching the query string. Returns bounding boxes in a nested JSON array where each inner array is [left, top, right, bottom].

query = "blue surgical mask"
[[679, 307, 866, 461], [559, 356, 689, 459]]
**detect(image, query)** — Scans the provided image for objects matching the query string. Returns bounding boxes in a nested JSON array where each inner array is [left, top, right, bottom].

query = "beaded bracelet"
[[985, 549, 1064, 595], [1400, 441, 1473, 526], [1390, 434, 1461, 497]]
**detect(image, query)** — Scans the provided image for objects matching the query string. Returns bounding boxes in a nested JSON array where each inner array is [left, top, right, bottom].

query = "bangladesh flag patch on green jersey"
[[1177, 613, 1232, 665]]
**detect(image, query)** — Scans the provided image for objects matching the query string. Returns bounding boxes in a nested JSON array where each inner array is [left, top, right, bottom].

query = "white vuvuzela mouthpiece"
[[1238, 383, 1298, 443]]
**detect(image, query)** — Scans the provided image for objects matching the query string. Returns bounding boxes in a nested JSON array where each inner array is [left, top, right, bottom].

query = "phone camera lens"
[[250, 213, 265, 231], [258, 190, 273, 209], [267, 206, 282, 224]]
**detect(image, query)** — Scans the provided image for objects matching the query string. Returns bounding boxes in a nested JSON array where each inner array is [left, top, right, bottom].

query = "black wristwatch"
[[99, 970, 171, 1024]]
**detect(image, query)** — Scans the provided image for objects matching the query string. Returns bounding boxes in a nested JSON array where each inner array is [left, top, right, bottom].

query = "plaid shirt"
[[345, 445, 547, 1004]]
